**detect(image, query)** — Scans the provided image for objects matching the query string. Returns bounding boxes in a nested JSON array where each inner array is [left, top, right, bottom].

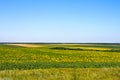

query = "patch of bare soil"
[[7, 44, 41, 48]]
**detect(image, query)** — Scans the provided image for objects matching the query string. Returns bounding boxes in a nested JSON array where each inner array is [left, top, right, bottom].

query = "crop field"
[[0, 43, 120, 80]]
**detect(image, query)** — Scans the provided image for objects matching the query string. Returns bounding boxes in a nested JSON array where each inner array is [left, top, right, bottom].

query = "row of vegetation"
[[0, 62, 120, 70], [51, 47, 120, 52]]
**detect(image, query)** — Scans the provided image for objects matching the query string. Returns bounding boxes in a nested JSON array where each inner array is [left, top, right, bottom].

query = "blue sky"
[[0, 0, 120, 43]]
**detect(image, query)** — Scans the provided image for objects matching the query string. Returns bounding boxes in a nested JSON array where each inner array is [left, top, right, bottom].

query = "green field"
[[0, 43, 120, 80]]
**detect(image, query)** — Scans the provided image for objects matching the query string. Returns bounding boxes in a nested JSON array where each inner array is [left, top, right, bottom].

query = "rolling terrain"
[[0, 43, 120, 80]]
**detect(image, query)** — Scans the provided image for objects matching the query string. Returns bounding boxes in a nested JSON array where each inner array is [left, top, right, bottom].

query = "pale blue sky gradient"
[[0, 0, 120, 43]]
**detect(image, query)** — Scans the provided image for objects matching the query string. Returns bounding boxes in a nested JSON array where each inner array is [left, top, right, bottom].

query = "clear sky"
[[0, 0, 120, 43]]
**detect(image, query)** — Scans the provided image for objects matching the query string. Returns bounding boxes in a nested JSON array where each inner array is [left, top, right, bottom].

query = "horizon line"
[[0, 42, 120, 44]]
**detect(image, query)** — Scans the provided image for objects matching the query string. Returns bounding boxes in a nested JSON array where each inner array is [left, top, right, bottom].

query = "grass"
[[0, 68, 120, 80], [0, 43, 120, 80]]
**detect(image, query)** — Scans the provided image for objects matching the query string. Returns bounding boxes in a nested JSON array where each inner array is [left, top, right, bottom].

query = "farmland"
[[0, 43, 120, 80]]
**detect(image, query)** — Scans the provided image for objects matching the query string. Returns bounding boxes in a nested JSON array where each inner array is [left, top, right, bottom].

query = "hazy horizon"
[[0, 0, 120, 43]]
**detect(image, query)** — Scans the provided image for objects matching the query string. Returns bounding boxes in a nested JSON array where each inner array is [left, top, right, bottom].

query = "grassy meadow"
[[0, 43, 120, 80]]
